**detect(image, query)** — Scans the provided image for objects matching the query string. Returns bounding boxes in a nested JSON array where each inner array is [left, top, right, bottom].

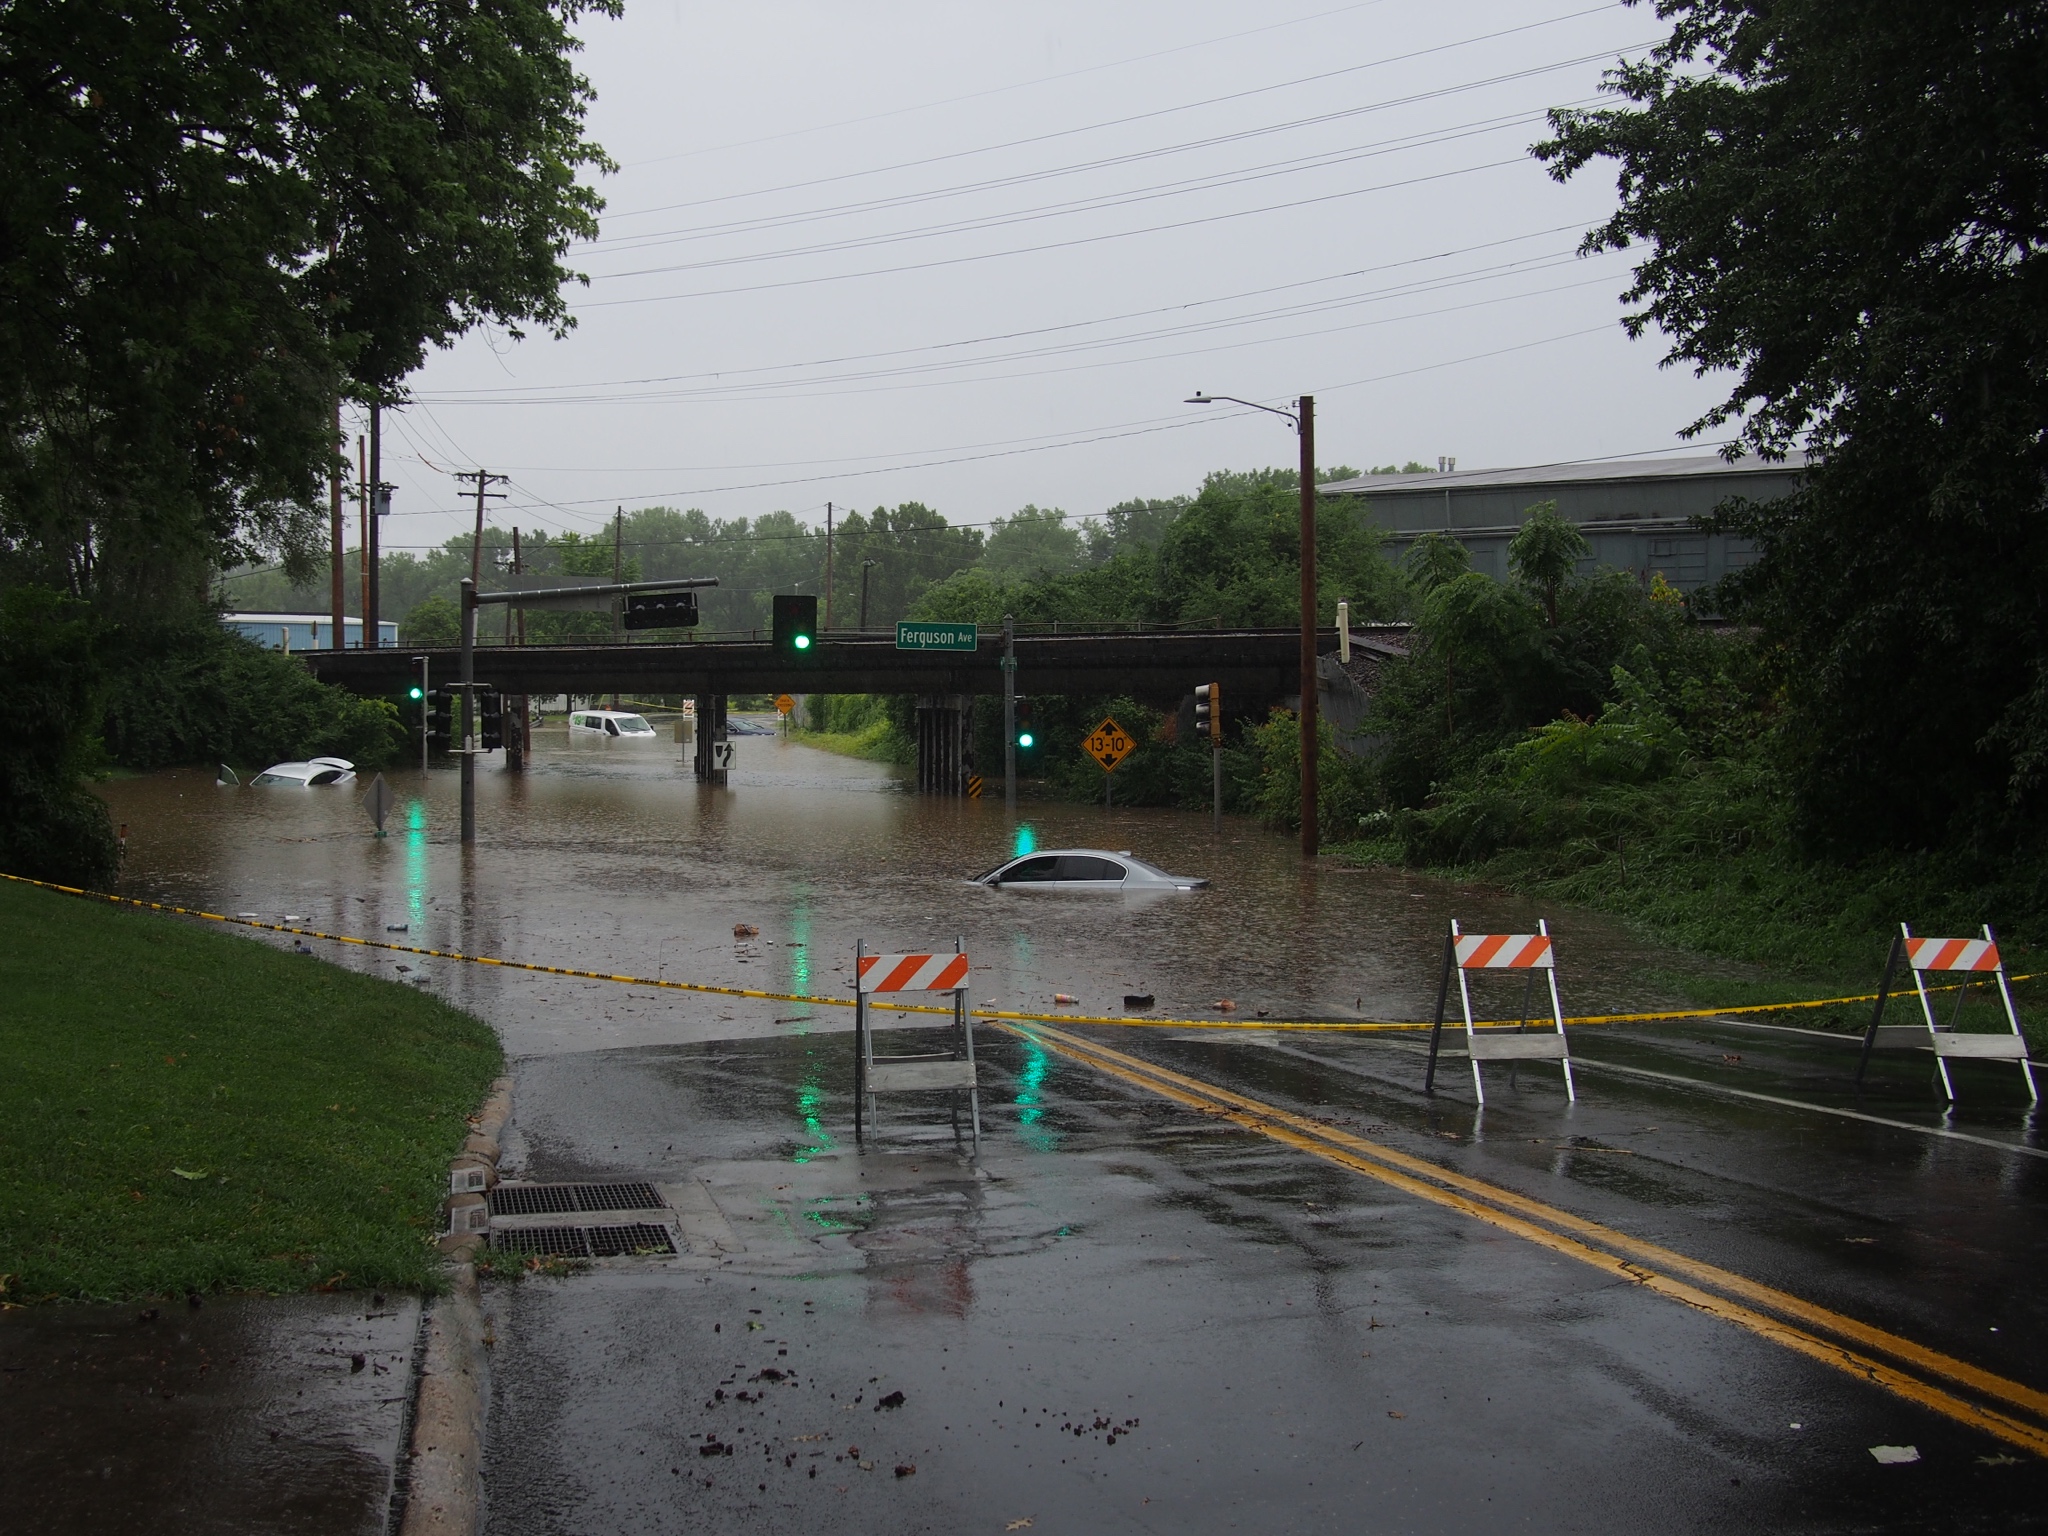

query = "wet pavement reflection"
[[88, 724, 2048, 1530]]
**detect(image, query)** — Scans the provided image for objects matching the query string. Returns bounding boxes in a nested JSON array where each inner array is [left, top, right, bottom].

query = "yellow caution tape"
[[1, 870, 2029, 1035]]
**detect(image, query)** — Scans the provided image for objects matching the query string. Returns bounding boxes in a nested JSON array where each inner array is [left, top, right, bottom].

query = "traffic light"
[[624, 591, 699, 630], [408, 684, 424, 701], [1194, 682, 1222, 745], [479, 690, 505, 752], [425, 689, 452, 754], [1014, 696, 1035, 749], [772, 594, 818, 656]]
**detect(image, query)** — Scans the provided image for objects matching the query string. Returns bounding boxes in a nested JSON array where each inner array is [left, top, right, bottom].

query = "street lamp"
[[1186, 390, 1321, 857]]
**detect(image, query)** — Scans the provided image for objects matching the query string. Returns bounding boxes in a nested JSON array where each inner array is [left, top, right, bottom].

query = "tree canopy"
[[1537, 0, 2048, 851], [0, 0, 615, 609]]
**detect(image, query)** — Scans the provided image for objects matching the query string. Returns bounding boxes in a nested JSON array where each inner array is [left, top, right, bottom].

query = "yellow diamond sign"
[[1084, 716, 1134, 773]]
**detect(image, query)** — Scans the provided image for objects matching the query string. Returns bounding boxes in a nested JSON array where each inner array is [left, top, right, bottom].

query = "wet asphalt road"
[[479, 1019, 2047, 1534], [84, 726, 2048, 1532], [0, 1294, 419, 1535]]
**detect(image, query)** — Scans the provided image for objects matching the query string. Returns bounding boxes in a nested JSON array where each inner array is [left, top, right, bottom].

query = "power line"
[[585, 114, 1555, 279], [423, 223, 1593, 405], [594, 78, 1606, 250], [610, 6, 1619, 209], [575, 152, 1536, 307], [615, 0, 1395, 172]]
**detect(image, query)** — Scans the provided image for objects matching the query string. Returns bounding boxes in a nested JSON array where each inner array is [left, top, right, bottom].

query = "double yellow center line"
[[996, 1018, 2048, 1457]]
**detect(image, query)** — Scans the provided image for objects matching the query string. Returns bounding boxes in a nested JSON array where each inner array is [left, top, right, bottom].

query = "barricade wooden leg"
[[1424, 932, 1454, 1094], [1458, 963, 1485, 1107], [1857, 934, 1904, 1086]]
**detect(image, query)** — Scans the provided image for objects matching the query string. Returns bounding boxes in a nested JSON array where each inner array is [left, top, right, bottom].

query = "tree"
[[1507, 501, 1588, 628], [0, 587, 117, 884], [982, 505, 1084, 581], [1536, 1, 2048, 850], [0, 0, 615, 609], [1402, 532, 1470, 598]]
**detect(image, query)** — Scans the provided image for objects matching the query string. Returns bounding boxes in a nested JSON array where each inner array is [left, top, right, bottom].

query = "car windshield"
[[996, 855, 1061, 883], [250, 772, 297, 785], [617, 715, 653, 733]]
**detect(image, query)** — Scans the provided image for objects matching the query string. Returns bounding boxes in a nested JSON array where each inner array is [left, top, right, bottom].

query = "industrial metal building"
[[1321, 453, 1806, 593]]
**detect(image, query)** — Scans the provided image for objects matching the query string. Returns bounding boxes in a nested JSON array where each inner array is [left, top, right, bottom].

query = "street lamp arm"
[[1185, 391, 1300, 432]]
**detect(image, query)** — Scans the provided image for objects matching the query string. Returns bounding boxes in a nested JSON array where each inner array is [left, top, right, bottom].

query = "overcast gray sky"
[[369, 0, 1722, 556]]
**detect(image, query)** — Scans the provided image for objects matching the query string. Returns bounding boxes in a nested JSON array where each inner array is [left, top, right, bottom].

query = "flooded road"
[[93, 724, 2048, 1531], [106, 719, 1753, 1057]]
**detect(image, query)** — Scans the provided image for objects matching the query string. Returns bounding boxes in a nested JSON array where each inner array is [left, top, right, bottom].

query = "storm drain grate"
[[489, 1223, 677, 1259], [492, 1226, 590, 1258], [586, 1223, 678, 1258], [489, 1181, 666, 1217]]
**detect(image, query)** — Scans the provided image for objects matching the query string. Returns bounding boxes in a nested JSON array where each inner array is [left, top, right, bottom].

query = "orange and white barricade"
[[855, 940, 981, 1153], [1856, 924, 2038, 1103], [1424, 919, 1576, 1105]]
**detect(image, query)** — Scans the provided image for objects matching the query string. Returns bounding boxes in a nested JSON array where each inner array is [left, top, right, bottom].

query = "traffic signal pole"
[[1298, 394, 1318, 857], [1002, 615, 1017, 814], [460, 578, 476, 845]]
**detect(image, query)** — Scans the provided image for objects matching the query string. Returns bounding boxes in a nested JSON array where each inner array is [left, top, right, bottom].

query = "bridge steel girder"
[[301, 629, 1350, 704]]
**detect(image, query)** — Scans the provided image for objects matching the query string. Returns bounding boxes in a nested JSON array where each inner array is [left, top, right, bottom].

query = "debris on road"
[[1869, 1445, 1920, 1464], [1054, 993, 1078, 1005], [733, 923, 759, 938], [875, 1390, 905, 1410], [893, 1463, 916, 1477], [1123, 994, 1154, 1009]]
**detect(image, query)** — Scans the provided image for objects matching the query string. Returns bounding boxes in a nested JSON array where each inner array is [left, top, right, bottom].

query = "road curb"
[[397, 1073, 512, 1536]]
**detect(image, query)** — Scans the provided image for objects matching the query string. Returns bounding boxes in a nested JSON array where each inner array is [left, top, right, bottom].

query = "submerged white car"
[[569, 709, 658, 738], [972, 849, 1209, 891], [250, 756, 356, 787]]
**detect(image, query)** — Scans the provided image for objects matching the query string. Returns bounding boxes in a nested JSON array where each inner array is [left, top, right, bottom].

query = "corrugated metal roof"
[[1322, 451, 1806, 497]]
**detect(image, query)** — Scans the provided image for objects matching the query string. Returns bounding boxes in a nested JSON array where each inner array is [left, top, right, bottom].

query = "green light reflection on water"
[[788, 891, 835, 1164], [1013, 821, 1037, 858], [405, 797, 427, 927]]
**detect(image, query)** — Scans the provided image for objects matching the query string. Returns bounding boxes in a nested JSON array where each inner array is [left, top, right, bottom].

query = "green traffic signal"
[[408, 686, 424, 700], [794, 633, 811, 650], [772, 594, 818, 656], [1017, 731, 1034, 748]]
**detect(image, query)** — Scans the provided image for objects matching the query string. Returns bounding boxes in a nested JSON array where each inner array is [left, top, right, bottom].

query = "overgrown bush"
[[0, 586, 118, 885], [101, 620, 404, 772]]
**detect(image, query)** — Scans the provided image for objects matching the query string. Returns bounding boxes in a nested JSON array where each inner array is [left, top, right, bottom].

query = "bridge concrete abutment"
[[914, 694, 975, 795], [692, 693, 728, 785]]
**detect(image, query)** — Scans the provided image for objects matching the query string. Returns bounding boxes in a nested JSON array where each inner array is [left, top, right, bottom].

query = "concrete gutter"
[[397, 1074, 512, 1536]]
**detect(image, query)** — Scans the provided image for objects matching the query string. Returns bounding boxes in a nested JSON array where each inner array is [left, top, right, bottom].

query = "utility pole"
[[329, 400, 345, 649], [459, 577, 477, 844], [1184, 388, 1321, 857], [860, 559, 878, 630], [611, 506, 623, 709], [454, 469, 508, 584], [356, 435, 369, 647], [1002, 614, 1017, 814], [507, 528, 526, 770], [1298, 394, 1318, 858], [824, 502, 835, 630], [366, 402, 384, 649]]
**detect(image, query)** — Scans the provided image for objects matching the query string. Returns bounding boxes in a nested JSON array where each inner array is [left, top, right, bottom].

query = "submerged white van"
[[568, 709, 658, 738]]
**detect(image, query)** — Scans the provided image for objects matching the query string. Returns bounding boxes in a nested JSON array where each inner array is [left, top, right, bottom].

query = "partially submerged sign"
[[896, 620, 976, 652], [361, 773, 393, 836]]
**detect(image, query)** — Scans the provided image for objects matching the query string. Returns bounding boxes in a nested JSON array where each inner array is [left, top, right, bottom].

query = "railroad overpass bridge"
[[303, 625, 1403, 791]]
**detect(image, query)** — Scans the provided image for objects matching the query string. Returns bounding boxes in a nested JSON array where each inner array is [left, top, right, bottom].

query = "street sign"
[[361, 773, 393, 836], [710, 740, 735, 771], [896, 620, 977, 652], [775, 694, 795, 715], [967, 774, 984, 799], [1084, 716, 1135, 772]]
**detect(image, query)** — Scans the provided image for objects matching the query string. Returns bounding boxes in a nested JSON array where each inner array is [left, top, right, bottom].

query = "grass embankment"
[[0, 881, 502, 1302], [1330, 771, 2048, 1042], [789, 719, 910, 764]]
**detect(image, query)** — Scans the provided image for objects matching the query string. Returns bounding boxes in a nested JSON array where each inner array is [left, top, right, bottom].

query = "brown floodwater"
[[97, 719, 1717, 1059]]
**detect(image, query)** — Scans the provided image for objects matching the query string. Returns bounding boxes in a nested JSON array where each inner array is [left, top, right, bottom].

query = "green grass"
[[789, 719, 911, 764], [1329, 766, 2048, 1044], [0, 881, 502, 1302]]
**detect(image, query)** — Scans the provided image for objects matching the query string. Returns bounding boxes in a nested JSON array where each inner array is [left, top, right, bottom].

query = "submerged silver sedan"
[[972, 848, 1209, 891]]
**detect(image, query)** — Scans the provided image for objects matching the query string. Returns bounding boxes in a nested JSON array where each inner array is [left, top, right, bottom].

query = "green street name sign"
[[896, 620, 978, 652]]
